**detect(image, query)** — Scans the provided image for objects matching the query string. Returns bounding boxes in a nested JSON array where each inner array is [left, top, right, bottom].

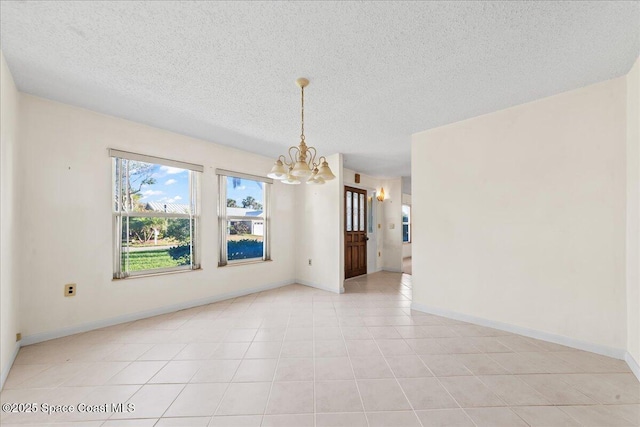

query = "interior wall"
[[17, 94, 297, 340], [402, 176, 412, 195], [412, 76, 628, 354], [402, 193, 412, 259], [0, 52, 20, 387], [627, 58, 640, 366], [295, 154, 344, 293], [381, 177, 403, 272]]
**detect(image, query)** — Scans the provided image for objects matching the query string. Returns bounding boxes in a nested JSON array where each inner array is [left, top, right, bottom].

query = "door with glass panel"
[[345, 186, 367, 279]]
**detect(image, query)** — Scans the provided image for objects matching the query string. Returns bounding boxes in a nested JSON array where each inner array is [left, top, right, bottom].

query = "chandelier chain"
[[300, 85, 305, 141]]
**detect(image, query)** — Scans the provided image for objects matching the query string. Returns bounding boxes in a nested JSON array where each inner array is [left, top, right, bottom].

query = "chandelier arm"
[[278, 154, 291, 167], [288, 146, 300, 165], [306, 146, 317, 168]]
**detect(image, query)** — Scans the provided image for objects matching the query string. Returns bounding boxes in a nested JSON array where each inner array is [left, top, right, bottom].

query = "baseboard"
[[0, 341, 21, 390], [382, 267, 403, 273], [21, 279, 296, 346], [410, 302, 627, 360], [625, 352, 640, 382], [294, 279, 341, 294]]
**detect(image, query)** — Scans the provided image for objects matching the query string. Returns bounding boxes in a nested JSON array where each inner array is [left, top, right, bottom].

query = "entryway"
[[344, 186, 368, 279]]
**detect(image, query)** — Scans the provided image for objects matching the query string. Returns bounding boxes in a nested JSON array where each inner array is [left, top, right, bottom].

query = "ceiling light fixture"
[[267, 78, 335, 185]]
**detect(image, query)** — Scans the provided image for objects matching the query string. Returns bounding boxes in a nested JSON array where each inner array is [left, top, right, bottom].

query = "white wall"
[[381, 177, 403, 272], [17, 94, 297, 340], [627, 58, 640, 367], [295, 154, 344, 293], [0, 52, 20, 387], [402, 193, 412, 259], [412, 76, 628, 354]]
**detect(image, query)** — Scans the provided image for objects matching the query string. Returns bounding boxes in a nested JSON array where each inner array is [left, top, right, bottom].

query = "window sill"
[[219, 259, 272, 268], [112, 267, 203, 281]]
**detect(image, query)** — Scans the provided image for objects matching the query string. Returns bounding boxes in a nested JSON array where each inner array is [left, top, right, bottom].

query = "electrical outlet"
[[308, 259, 312, 266], [64, 283, 76, 297], [16, 333, 21, 342]]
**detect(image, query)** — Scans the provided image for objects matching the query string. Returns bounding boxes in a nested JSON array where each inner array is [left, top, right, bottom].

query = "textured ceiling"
[[1, 1, 638, 178]]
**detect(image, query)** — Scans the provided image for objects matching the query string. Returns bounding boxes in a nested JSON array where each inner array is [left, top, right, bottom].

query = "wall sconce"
[[377, 187, 385, 202]]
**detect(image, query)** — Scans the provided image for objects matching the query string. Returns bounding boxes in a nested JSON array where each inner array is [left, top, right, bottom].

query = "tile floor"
[[402, 257, 412, 275], [1, 272, 638, 426]]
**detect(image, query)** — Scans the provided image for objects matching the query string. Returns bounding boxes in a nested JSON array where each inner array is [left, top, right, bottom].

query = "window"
[[217, 169, 271, 266], [402, 204, 411, 243], [111, 149, 202, 278]]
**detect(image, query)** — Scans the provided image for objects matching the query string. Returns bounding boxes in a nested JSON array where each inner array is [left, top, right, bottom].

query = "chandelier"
[[267, 78, 335, 185]]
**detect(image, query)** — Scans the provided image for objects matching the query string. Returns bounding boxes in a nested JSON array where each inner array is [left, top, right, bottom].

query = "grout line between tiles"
[[259, 306, 292, 426], [338, 310, 371, 427]]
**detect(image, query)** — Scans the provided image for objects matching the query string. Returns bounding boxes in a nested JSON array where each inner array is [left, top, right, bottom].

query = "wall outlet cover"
[[64, 283, 76, 297]]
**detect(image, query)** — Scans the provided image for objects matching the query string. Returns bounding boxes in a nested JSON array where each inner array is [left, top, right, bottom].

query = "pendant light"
[[268, 78, 335, 185]]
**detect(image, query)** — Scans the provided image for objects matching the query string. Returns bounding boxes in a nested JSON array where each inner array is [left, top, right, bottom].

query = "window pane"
[[220, 174, 269, 265], [124, 217, 192, 271], [359, 193, 365, 231], [120, 159, 191, 213], [353, 192, 358, 231], [227, 220, 264, 260], [346, 191, 352, 231], [402, 204, 410, 223], [226, 177, 264, 211], [113, 155, 198, 278], [403, 224, 410, 242]]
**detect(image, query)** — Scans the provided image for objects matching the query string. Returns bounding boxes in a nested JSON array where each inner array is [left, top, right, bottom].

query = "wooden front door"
[[345, 186, 367, 279]]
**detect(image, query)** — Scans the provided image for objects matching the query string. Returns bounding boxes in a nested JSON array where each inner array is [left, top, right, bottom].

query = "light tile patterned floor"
[[1, 272, 638, 426]]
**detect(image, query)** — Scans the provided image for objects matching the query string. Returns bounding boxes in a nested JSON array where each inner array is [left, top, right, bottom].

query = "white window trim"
[[109, 148, 204, 172], [111, 150, 202, 279], [218, 172, 271, 267]]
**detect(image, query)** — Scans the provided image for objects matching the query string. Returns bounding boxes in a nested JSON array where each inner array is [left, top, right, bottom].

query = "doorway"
[[344, 186, 367, 279]]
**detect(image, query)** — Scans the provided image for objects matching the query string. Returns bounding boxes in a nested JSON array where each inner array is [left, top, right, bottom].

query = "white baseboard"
[[294, 279, 341, 294], [410, 302, 627, 360], [1, 341, 21, 390], [625, 352, 640, 382], [382, 267, 403, 273], [22, 279, 296, 346]]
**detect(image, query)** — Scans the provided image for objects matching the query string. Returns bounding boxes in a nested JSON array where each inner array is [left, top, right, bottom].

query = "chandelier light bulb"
[[316, 160, 336, 181], [267, 159, 287, 179], [291, 160, 313, 177], [281, 167, 301, 185]]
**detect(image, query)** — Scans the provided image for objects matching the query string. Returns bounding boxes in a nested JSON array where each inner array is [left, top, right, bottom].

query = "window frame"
[[111, 150, 202, 279], [402, 204, 411, 243], [217, 169, 272, 266]]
